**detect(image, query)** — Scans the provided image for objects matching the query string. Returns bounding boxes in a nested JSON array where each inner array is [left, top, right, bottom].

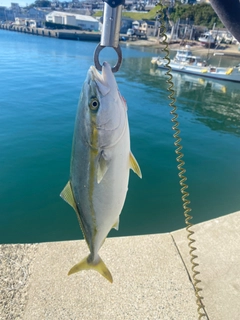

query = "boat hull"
[[153, 61, 240, 82]]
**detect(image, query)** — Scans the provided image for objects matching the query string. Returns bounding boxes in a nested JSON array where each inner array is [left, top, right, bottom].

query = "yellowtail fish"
[[60, 62, 142, 283]]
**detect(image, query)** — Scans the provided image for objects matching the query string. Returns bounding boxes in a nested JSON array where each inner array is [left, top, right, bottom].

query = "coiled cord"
[[157, 4, 208, 319]]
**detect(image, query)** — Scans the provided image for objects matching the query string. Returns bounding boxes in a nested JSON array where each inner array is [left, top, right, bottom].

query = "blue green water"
[[1, 29, 240, 244]]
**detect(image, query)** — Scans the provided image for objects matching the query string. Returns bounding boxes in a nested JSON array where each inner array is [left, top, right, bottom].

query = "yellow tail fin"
[[68, 254, 113, 283]]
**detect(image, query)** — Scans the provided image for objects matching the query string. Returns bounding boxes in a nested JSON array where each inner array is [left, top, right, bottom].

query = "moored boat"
[[151, 48, 240, 82], [198, 32, 216, 47]]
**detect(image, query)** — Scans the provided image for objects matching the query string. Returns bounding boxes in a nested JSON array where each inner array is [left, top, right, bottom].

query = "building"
[[12, 8, 49, 27], [27, 8, 49, 20], [131, 19, 160, 37], [0, 6, 6, 21], [26, 8, 50, 27], [120, 17, 133, 34], [11, 3, 21, 14], [140, 20, 160, 37], [46, 11, 99, 30], [132, 20, 141, 30], [0, 6, 15, 22]]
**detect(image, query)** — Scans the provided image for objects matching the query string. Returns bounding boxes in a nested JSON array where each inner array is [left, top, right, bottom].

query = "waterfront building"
[[0, 6, 6, 21], [26, 8, 50, 27], [141, 20, 160, 37], [46, 11, 99, 30], [121, 17, 134, 34], [12, 8, 50, 27], [131, 19, 160, 37], [11, 3, 21, 15], [0, 6, 15, 22]]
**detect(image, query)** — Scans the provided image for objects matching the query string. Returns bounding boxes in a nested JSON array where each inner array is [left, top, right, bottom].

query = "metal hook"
[[94, 44, 122, 73]]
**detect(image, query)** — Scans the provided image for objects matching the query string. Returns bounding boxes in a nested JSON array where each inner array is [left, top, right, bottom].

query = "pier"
[[1, 211, 239, 319], [0, 24, 101, 41]]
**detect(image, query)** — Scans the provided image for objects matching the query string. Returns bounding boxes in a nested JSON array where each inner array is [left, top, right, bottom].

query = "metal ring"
[[93, 43, 122, 73]]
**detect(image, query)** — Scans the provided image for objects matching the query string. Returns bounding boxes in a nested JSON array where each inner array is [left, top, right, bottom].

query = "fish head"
[[81, 62, 127, 150]]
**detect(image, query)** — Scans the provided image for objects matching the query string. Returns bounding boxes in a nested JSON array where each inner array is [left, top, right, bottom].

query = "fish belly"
[[70, 120, 130, 258], [92, 124, 130, 255]]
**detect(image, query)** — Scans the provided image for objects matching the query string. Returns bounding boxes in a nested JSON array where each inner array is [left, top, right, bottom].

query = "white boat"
[[150, 68, 231, 96], [151, 48, 240, 82], [198, 32, 216, 47]]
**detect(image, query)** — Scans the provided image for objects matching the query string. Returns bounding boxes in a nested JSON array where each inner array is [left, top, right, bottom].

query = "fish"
[[60, 61, 142, 283]]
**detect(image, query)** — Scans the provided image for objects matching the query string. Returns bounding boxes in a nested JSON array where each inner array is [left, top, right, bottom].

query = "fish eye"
[[89, 98, 99, 111]]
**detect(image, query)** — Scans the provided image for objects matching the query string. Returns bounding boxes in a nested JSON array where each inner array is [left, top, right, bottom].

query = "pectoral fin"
[[97, 151, 110, 184], [60, 181, 78, 212], [129, 152, 142, 178]]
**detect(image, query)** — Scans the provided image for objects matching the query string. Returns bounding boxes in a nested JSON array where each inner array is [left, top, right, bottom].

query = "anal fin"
[[60, 181, 78, 212], [112, 217, 120, 230], [129, 151, 142, 178]]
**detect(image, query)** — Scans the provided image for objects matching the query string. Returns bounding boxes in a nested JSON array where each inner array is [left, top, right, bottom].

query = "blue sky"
[[0, 0, 30, 7]]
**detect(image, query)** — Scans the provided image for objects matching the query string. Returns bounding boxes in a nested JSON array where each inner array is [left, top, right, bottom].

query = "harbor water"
[[1, 29, 240, 244]]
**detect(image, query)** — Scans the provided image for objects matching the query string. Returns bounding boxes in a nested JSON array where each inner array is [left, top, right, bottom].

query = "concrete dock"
[[1, 211, 239, 319], [0, 24, 101, 41]]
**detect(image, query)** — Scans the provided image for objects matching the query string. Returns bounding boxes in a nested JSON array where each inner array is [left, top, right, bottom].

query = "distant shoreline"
[[123, 37, 240, 58], [1, 24, 240, 58]]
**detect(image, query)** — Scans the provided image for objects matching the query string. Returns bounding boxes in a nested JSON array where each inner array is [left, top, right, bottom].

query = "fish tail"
[[68, 254, 113, 283]]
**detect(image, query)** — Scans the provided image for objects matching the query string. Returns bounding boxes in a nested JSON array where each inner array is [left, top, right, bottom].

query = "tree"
[[27, 0, 52, 8], [169, 3, 224, 28]]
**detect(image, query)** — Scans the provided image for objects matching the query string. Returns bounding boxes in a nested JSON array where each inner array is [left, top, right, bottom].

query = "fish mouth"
[[89, 62, 113, 84], [88, 63, 112, 96], [89, 65, 103, 83], [89, 63, 110, 84]]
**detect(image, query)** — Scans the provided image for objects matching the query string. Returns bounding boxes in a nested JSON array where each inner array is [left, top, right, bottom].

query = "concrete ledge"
[[1, 211, 239, 319], [172, 211, 240, 320]]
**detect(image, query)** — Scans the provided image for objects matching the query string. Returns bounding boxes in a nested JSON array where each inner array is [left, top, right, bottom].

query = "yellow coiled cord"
[[157, 4, 208, 319]]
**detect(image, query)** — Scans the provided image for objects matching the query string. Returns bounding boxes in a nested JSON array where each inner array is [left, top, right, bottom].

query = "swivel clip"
[[94, 0, 125, 73]]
